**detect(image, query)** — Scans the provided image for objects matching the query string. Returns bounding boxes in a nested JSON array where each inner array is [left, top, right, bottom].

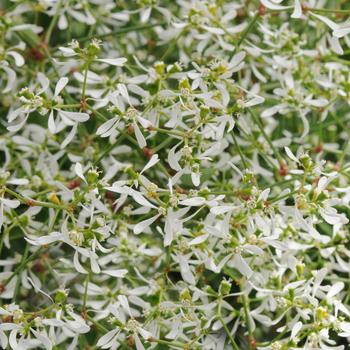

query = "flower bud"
[[219, 279, 231, 296], [55, 289, 68, 304]]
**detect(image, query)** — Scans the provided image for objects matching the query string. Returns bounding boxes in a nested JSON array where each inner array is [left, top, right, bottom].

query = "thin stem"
[[243, 295, 254, 349], [5, 247, 44, 286], [78, 22, 166, 43], [86, 315, 109, 333], [149, 338, 189, 349], [232, 132, 249, 169], [82, 273, 90, 310], [81, 64, 89, 103], [230, 12, 260, 59], [307, 7, 350, 14], [12, 244, 29, 302], [217, 299, 240, 350], [4, 187, 67, 210], [93, 135, 127, 166], [45, 1, 61, 44], [150, 126, 184, 137], [269, 188, 300, 204], [248, 108, 283, 164]]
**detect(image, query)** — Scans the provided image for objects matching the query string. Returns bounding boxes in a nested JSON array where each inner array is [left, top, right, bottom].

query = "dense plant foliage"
[[1, 0, 350, 349]]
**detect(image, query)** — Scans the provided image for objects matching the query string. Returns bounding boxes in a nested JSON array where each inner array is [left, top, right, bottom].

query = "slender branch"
[[78, 22, 166, 43], [243, 294, 254, 349], [217, 300, 240, 350], [4, 187, 68, 210], [247, 108, 283, 164], [230, 12, 260, 59]]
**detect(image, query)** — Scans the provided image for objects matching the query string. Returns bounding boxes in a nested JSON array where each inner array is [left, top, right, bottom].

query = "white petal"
[[54, 77, 69, 96], [37, 72, 50, 94], [179, 197, 206, 206], [140, 7, 152, 23], [134, 123, 147, 148], [333, 26, 350, 38], [201, 25, 225, 35], [327, 281, 344, 298], [311, 13, 338, 31], [118, 295, 131, 316], [61, 124, 77, 149], [191, 171, 200, 187], [189, 234, 209, 245], [210, 205, 235, 215], [74, 251, 88, 274], [58, 47, 76, 57], [59, 110, 90, 122], [7, 51, 25, 67], [103, 269, 128, 278], [140, 154, 159, 174], [96, 329, 119, 347], [75, 162, 87, 183], [31, 329, 52, 350], [96, 117, 118, 137], [284, 146, 300, 163], [117, 83, 130, 102], [132, 192, 157, 209], [291, 321, 302, 339], [179, 255, 196, 285], [6, 178, 28, 185], [2, 198, 20, 208], [58, 14, 68, 30], [134, 214, 160, 235], [230, 51, 246, 67], [96, 58, 127, 66], [48, 110, 56, 134], [291, 0, 302, 18], [261, 0, 289, 10], [2, 66, 16, 93], [233, 254, 253, 278]]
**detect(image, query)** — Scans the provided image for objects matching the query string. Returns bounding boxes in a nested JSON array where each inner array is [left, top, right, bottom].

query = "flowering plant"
[[1, 0, 350, 349]]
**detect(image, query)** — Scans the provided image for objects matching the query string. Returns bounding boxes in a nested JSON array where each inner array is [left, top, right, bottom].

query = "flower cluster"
[[1, 0, 350, 349]]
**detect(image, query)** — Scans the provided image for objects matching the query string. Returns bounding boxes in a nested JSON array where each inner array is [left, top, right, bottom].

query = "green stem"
[[81, 64, 89, 103], [82, 273, 90, 310], [150, 126, 183, 137], [93, 135, 127, 166], [5, 247, 43, 286], [4, 187, 67, 210], [308, 7, 350, 14], [232, 132, 249, 169], [217, 299, 240, 350], [79, 22, 166, 43], [230, 12, 260, 59], [248, 108, 282, 164], [243, 295, 254, 348], [45, 1, 61, 44], [12, 244, 29, 302]]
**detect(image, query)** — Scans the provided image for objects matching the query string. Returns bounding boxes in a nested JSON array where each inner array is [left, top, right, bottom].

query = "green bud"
[[219, 279, 231, 296], [288, 288, 295, 301], [55, 289, 68, 304], [167, 62, 182, 74], [180, 288, 191, 302], [316, 306, 328, 321], [299, 153, 313, 170], [296, 263, 305, 278], [200, 105, 210, 118], [0, 171, 10, 185], [86, 169, 100, 184], [86, 39, 101, 58], [19, 215, 29, 226], [154, 61, 165, 75], [179, 78, 191, 90]]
